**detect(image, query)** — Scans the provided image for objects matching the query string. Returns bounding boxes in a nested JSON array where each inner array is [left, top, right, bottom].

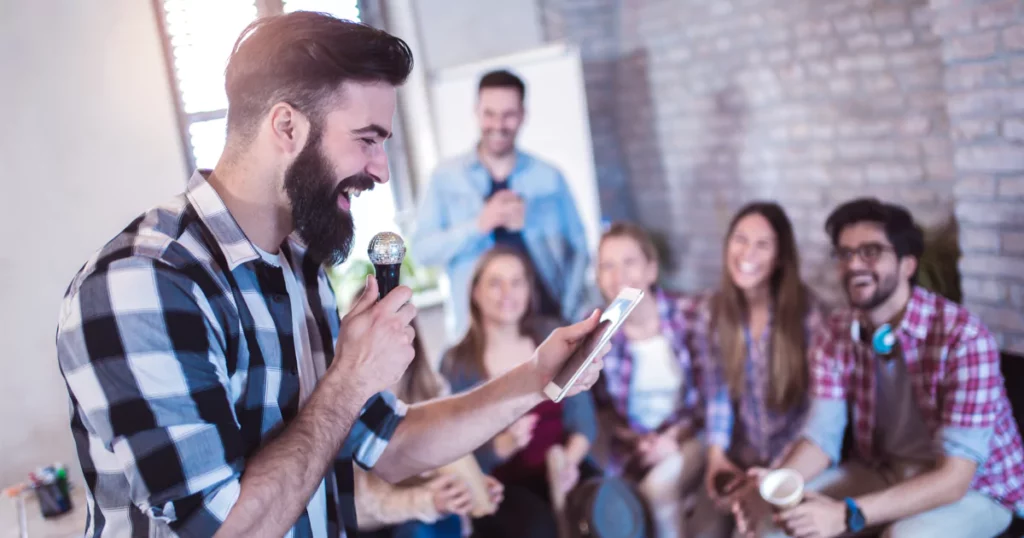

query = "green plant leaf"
[[914, 218, 962, 303]]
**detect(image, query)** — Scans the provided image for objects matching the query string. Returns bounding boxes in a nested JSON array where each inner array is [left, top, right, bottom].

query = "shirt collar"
[[185, 169, 261, 271], [653, 287, 675, 320], [610, 287, 674, 348], [897, 286, 933, 341], [465, 147, 530, 179]]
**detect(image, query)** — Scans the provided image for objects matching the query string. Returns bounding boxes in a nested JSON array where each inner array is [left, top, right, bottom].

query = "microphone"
[[367, 231, 406, 300]]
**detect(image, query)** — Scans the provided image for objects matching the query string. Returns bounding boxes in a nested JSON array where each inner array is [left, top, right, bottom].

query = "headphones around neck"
[[850, 320, 897, 355]]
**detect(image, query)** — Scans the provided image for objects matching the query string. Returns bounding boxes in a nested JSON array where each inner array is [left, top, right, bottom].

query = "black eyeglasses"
[[830, 243, 894, 264]]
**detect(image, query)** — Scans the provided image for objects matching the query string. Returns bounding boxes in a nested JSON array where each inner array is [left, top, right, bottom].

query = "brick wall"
[[931, 0, 1024, 353], [542, 0, 1024, 351], [540, 0, 638, 223]]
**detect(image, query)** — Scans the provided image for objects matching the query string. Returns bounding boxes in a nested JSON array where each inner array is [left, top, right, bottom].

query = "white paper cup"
[[759, 468, 804, 510]]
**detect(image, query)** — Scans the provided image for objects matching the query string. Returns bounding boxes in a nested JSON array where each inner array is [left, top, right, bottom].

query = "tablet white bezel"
[[542, 287, 645, 402]]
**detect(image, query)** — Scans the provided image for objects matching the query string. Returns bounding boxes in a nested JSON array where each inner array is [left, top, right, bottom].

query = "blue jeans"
[[393, 514, 462, 538]]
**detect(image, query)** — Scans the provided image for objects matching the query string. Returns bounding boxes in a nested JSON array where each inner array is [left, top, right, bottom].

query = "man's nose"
[[367, 151, 389, 184]]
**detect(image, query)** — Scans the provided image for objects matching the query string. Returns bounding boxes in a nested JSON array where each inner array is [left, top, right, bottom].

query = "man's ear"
[[267, 102, 310, 156], [900, 255, 919, 281]]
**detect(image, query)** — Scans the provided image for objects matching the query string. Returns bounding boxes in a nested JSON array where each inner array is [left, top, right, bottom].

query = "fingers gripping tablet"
[[543, 287, 645, 402]]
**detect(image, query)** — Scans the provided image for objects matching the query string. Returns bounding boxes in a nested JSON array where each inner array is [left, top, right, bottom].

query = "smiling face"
[[476, 87, 524, 158], [282, 81, 395, 265], [725, 212, 779, 294], [835, 221, 915, 310], [472, 253, 532, 327], [597, 235, 658, 301]]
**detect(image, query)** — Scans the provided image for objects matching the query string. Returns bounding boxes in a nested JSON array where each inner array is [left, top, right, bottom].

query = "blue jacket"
[[411, 150, 590, 339]]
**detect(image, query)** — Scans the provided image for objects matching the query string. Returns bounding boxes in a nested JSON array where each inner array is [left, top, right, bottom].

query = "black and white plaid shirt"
[[56, 171, 406, 538]]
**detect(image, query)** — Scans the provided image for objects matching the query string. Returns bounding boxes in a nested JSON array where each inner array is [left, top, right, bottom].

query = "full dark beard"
[[844, 270, 899, 310], [284, 135, 354, 267]]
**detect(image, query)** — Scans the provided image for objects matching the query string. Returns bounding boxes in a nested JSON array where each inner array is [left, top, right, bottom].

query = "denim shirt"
[[410, 150, 590, 339]]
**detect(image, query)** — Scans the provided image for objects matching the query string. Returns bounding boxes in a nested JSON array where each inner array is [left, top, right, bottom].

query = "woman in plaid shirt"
[[736, 198, 1024, 538], [689, 202, 824, 538], [591, 222, 709, 538]]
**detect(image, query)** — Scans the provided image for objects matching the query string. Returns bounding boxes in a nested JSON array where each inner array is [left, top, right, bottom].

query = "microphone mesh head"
[[367, 231, 406, 265]]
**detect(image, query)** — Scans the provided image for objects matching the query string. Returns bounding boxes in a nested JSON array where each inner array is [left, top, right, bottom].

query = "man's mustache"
[[334, 173, 378, 196]]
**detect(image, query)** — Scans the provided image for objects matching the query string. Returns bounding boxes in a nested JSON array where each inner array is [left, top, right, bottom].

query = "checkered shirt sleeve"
[[57, 255, 404, 536], [692, 298, 734, 450], [58, 257, 245, 535], [941, 319, 1002, 430], [808, 313, 849, 402]]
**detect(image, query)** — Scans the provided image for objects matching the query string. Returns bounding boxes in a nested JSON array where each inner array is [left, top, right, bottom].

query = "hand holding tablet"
[[543, 288, 645, 402]]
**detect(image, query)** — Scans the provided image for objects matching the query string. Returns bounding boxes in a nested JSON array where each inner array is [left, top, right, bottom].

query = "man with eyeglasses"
[[731, 198, 1024, 538]]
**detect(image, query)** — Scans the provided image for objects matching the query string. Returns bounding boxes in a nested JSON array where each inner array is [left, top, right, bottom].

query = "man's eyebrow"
[[352, 124, 392, 139]]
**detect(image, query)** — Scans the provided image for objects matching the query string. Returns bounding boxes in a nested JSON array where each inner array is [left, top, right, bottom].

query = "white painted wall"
[[0, 0, 187, 485]]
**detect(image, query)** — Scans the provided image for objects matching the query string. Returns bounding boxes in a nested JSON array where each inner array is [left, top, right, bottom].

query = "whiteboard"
[[426, 42, 602, 251]]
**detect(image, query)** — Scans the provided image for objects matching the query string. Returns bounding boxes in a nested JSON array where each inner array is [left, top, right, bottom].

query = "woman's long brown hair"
[[395, 329, 443, 404], [444, 246, 548, 380], [711, 202, 809, 412]]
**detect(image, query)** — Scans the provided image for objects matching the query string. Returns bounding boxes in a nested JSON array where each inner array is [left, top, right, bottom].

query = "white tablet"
[[543, 287, 645, 402]]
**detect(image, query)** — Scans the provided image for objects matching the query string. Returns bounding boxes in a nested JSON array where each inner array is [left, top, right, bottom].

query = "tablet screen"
[[549, 290, 640, 390]]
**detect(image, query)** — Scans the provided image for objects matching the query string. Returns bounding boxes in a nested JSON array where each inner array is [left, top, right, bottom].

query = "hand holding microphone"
[[331, 232, 417, 395]]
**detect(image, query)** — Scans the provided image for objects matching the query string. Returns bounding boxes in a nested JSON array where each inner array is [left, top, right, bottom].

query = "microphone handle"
[[374, 263, 401, 300]]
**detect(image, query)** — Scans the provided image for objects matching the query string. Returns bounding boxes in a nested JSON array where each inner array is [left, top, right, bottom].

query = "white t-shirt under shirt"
[[627, 334, 683, 431], [255, 246, 328, 538]]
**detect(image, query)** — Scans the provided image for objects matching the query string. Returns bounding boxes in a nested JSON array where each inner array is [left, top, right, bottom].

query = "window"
[[160, 0, 361, 169], [157, 0, 399, 269]]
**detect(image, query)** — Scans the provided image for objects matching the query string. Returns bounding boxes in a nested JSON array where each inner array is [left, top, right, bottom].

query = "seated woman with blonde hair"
[[591, 221, 709, 538]]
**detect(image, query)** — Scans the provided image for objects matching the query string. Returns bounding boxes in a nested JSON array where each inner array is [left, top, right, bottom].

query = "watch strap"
[[844, 497, 866, 532]]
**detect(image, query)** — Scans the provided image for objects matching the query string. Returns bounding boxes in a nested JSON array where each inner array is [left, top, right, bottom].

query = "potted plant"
[[326, 248, 442, 313], [915, 218, 962, 304]]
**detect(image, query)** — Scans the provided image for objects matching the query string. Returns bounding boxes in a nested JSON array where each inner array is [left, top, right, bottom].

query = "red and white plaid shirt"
[[810, 286, 1024, 515]]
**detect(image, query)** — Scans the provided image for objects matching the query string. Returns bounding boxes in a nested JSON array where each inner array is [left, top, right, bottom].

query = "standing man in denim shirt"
[[412, 70, 590, 339]]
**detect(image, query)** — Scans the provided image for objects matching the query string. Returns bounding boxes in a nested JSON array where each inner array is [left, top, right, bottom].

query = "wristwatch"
[[844, 497, 866, 532]]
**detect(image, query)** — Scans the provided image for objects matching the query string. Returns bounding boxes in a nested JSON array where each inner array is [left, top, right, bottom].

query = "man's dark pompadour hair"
[[224, 11, 413, 138], [825, 197, 924, 260]]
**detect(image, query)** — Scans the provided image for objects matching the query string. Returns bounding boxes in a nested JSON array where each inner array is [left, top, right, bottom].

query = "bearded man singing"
[[55, 12, 607, 538]]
